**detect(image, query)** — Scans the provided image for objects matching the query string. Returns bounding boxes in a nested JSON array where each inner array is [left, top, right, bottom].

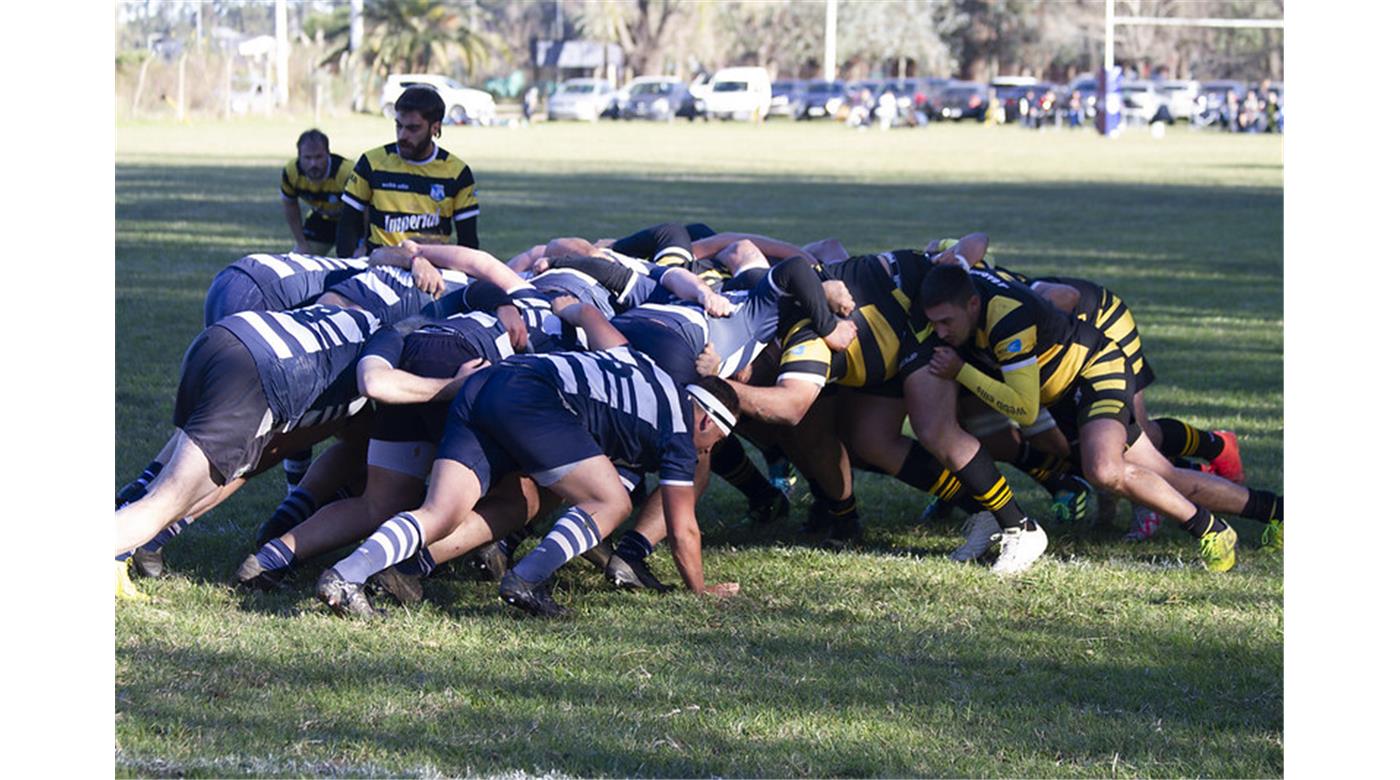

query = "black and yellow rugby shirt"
[[1033, 275, 1153, 390], [916, 268, 1109, 426], [280, 154, 352, 220], [776, 250, 934, 389], [340, 142, 480, 251]]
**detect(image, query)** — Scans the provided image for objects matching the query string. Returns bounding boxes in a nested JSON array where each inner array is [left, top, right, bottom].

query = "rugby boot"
[[578, 540, 614, 572], [1049, 477, 1092, 528], [1209, 430, 1246, 484], [316, 569, 383, 618], [746, 488, 790, 526], [1199, 522, 1239, 573], [369, 566, 424, 607], [605, 549, 675, 593], [231, 553, 288, 592], [115, 559, 150, 603], [499, 571, 568, 617], [950, 512, 1000, 562], [989, 522, 1049, 576], [1260, 519, 1283, 553], [131, 547, 166, 578], [1123, 505, 1163, 542]]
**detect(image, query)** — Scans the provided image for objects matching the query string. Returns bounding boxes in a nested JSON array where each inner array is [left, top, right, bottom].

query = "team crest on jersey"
[[1006, 339, 1023, 354], [430, 184, 446, 201]]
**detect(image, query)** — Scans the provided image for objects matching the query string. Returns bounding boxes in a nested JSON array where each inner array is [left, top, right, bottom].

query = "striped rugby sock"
[[253, 538, 297, 573], [332, 512, 424, 585], [512, 507, 601, 584], [115, 516, 192, 562], [954, 446, 1028, 530], [116, 460, 164, 509]]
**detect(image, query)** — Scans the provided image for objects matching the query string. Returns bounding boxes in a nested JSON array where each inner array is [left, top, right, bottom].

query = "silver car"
[[547, 78, 616, 122]]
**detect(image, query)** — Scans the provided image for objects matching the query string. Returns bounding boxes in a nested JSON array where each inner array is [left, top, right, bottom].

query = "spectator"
[[1265, 90, 1282, 133], [876, 88, 897, 130], [1222, 90, 1239, 132], [1241, 89, 1261, 132], [522, 85, 539, 125], [1067, 90, 1084, 128]]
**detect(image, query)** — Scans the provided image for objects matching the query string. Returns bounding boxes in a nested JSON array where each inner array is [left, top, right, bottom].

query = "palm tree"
[[322, 0, 501, 105]]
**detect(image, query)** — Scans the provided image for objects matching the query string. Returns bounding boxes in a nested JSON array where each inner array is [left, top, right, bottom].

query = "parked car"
[[380, 73, 496, 125], [547, 78, 616, 121], [705, 66, 772, 121], [794, 79, 845, 120], [768, 79, 804, 118], [619, 76, 688, 121], [1118, 80, 1165, 124], [929, 81, 989, 121], [915, 77, 952, 115], [997, 83, 1057, 123], [1156, 79, 1201, 122]]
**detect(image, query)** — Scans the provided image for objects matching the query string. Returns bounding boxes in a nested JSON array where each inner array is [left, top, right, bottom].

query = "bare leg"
[[1079, 419, 1195, 523], [906, 371, 981, 471], [1121, 434, 1251, 515], [280, 466, 425, 560], [115, 431, 227, 555], [425, 475, 549, 565]]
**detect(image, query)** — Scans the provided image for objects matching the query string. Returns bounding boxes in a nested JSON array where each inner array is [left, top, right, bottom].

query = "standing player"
[[280, 129, 353, 255], [337, 87, 481, 257]]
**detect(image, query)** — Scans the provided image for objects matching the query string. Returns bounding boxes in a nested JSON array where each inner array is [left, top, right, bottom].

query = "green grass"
[[116, 116, 1282, 777]]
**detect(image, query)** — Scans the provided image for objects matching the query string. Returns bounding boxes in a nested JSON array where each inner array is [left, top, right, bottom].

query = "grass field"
[[116, 116, 1282, 778]]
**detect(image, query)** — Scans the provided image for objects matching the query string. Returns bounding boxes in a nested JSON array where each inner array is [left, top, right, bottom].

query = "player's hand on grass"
[[704, 582, 740, 598], [410, 256, 445, 298], [928, 346, 964, 380], [695, 343, 722, 377], [496, 305, 530, 352], [822, 319, 858, 352]]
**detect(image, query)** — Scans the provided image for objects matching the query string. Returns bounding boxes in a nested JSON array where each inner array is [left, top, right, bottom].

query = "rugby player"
[[909, 264, 1282, 572], [115, 303, 381, 599], [336, 87, 480, 257], [314, 297, 743, 618], [280, 129, 352, 255]]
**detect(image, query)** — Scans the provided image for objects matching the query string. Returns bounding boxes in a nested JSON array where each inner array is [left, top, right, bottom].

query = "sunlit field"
[[116, 115, 1282, 777]]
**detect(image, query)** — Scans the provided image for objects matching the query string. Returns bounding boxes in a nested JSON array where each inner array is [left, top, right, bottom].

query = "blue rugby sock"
[[116, 516, 192, 562], [332, 512, 424, 585], [283, 450, 313, 490], [614, 529, 655, 561], [394, 547, 437, 578], [116, 460, 164, 508], [512, 507, 601, 584], [254, 538, 297, 572], [260, 487, 318, 540]]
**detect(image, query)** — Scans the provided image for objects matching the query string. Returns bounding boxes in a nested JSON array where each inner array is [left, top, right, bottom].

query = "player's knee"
[[1082, 457, 1126, 493]]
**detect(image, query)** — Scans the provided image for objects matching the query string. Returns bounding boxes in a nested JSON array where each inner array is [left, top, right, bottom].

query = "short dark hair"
[[395, 86, 446, 125], [296, 128, 329, 151], [919, 264, 977, 309]]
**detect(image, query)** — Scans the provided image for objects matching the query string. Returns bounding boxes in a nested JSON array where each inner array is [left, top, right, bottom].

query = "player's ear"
[[432, 122, 442, 138]]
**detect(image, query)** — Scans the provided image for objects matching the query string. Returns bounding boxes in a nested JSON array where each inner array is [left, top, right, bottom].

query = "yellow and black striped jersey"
[[776, 250, 934, 389], [1034, 275, 1154, 390], [341, 143, 479, 249], [961, 269, 1107, 408], [280, 154, 352, 219]]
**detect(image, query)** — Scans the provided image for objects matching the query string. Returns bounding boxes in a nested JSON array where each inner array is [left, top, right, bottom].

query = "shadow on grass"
[[117, 595, 1280, 777]]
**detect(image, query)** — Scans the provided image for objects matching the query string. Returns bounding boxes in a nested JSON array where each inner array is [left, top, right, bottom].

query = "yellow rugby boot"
[[115, 558, 150, 602], [1199, 523, 1238, 573]]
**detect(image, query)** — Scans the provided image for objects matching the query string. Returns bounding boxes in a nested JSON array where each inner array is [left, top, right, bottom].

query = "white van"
[[705, 66, 773, 121]]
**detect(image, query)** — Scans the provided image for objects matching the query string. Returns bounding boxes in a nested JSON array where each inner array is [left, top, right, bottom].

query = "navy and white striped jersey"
[[502, 346, 698, 486], [528, 263, 665, 319], [223, 253, 368, 311], [213, 305, 381, 430], [324, 265, 473, 326], [361, 310, 517, 375], [613, 259, 833, 378]]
